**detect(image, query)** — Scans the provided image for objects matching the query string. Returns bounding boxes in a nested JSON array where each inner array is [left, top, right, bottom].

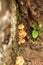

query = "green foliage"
[[31, 24, 37, 30], [31, 24, 39, 39], [39, 23, 42, 28], [32, 30, 39, 39]]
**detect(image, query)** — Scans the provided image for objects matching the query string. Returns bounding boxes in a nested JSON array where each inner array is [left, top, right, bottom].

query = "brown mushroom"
[[18, 29, 27, 37], [18, 24, 24, 30], [18, 38, 25, 45], [15, 56, 25, 65]]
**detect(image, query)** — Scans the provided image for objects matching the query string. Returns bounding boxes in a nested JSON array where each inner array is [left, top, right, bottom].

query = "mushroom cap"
[[15, 56, 25, 65], [18, 24, 24, 29], [18, 29, 27, 37]]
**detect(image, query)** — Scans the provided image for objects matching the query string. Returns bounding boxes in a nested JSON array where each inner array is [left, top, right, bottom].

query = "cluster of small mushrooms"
[[18, 24, 27, 45]]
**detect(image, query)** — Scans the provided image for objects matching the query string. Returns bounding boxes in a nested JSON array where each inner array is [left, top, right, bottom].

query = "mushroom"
[[18, 23, 27, 45], [15, 56, 25, 65], [18, 38, 25, 45], [18, 29, 27, 37], [18, 24, 24, 30]]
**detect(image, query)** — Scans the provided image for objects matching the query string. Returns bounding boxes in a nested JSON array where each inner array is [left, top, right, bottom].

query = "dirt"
[[0, 0, 43, 65], [15, 0, 43, 65]]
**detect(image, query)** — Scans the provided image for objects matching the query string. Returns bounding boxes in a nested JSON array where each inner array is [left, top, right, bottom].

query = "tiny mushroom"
[[18, 38, 25, 45], [18, 23, 27, 45], [18, 24, 24, 30], [18, 29, 27, 37], [15, 56, 25, 65]]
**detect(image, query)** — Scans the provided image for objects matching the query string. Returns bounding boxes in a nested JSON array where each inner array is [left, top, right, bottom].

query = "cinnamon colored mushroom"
[[18, 38, 25, 45], [18, 24, 24, 30], [15, 56, 25, 65], [18, 29, 27, 37]]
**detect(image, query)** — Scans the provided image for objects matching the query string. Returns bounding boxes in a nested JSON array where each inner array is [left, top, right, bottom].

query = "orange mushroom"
[[18, 29, 27, 37], [15, 56, 25, 65], [18, 38, 25, 45], [18, 23, 27, 45], [18, 24, 24, 29]]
